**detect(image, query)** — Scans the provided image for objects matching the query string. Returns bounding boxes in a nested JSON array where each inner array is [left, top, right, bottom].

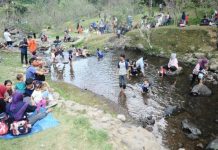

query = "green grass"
[[48, 80, 116, 115], [0, 111, 112, 150], [82, 33, 113, 53], [0, 51, 113, 150], [126, 26, 217, 57]]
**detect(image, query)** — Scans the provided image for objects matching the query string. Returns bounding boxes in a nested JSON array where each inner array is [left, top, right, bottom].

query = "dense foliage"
[[0, 0, 217, 32]]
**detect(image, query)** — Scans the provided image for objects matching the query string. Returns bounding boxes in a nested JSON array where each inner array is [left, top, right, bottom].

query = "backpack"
[[0, 113, 9, 135], [10, 120, 31, 136]]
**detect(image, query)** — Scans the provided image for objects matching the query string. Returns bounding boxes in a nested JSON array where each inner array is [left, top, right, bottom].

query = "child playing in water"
[[118, 54, 129, 93], [15, 73, 26, 94], [141, 80, 150, 93], [68, 50, 73, 62], [130, 61, 138, 76], [96, 48, 104, 59]]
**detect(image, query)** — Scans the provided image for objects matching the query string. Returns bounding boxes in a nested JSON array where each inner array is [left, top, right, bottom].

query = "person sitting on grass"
[[23, 78, 35, 99], [0, 84, 10, 113], [26, 57, 46, 81], [15, 73, 26, 94], [41, 34, 48, 42], [6, 92, 52, 125], [200, 16, 210, 26], [4, 80, 13, 98], [31, 81, 47, 112]]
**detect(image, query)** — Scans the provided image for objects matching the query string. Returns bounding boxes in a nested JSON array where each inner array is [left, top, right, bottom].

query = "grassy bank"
[[126, 26, 218, 57], [0, 51, 113, 150]]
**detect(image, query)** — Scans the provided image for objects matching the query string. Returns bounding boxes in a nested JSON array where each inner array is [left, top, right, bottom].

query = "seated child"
[[24, 78, 35, 97], [15, 73, 26, 94], [31, 81, 47, 112], [141, 80, 150, 93]]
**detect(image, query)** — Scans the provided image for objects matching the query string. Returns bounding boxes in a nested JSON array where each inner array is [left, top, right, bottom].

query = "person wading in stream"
[[118, 54, 128, 93]]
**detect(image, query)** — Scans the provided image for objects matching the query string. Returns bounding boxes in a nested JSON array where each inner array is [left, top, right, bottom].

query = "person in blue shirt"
[[141, 80, 151, 93], [96, 48, 104, 60], [19, 38, 28, 67], [26, 57, 45, 80], [23, 78, 35, 98]]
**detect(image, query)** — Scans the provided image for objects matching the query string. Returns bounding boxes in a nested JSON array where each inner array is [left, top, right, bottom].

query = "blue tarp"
[[0, 113, 59, 139]]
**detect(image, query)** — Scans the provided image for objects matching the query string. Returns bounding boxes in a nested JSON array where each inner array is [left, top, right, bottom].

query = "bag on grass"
[[0, 112, 9, 135], [10, 120, 31, 136], [0, 122, 8, 135]]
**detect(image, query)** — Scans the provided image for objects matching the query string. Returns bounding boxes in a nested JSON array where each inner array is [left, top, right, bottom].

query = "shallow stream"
[[50, 49, 218, 149]]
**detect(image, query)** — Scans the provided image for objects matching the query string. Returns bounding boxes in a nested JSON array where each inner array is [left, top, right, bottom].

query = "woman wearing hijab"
[[191, 58, 208, 86], [6, 92, 29, 121], [6, 92, 50, 125], [168, 53, 179, 71], [163, 53, 179, 72], [159, 53, 179, 77]]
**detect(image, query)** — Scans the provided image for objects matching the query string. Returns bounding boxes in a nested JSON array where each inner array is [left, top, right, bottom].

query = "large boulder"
[[210, 58, 218, 72], [206, 139, 218, 150], [191, 84, 212, 96], [141, 116, 155, 128], [164, 105, 182, 117], [181, 119, 202, 140]]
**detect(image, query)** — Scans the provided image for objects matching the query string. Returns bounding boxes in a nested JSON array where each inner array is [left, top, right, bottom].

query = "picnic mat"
[[0, 113, 59, 139]]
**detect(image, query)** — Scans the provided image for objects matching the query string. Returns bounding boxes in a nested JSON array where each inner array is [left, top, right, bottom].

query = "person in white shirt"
[[3, 28, 12, 48], [118, 54, 128, 93], [136, 57, 146, 76]]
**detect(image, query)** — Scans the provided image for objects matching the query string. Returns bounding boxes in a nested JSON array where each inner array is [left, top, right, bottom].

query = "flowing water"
[[50, 50, 218, 149]]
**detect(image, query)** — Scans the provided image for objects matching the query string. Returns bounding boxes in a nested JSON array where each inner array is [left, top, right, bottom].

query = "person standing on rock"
[[118, 54, 129, 93]]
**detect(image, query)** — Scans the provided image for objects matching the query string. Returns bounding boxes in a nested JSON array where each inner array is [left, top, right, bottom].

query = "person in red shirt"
[[0, 84, 8, 113], [185, 14, 189, 25], [28, 35, 37, 55]]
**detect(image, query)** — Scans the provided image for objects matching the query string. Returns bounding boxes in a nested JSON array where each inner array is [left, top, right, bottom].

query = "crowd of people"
[[200, 10, 218, 26], [117, 52, 211, 97], [0, 55, 58, 136]]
